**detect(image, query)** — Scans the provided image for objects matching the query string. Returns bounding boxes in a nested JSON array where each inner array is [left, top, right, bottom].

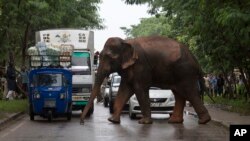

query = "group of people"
[[204, 74, 225, 97], [204, 73, 247, 98], [0, 62, 28, 100]]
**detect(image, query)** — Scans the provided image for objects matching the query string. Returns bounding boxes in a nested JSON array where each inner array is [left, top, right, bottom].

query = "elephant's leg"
[[168, 91, 185, 124], [135, 87, 152, 124], [186, 83, 211, 124], [108, 82, 133, 124]]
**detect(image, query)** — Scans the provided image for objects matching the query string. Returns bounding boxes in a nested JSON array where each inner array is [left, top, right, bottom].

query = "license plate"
[[150, 103, 162, 107], [44, 100, 56, 107]]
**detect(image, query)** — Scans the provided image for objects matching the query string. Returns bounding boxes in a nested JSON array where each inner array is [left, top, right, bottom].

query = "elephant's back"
[[130, 36, 183, 63]]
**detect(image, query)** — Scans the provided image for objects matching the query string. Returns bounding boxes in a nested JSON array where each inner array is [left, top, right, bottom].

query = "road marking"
[[0, 121, 25, 138], [0, 133, 9, 138], [10, 122, 25, 132]]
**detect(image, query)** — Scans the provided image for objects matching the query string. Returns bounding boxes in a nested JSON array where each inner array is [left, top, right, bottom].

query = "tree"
[[124, 0, 250, 100], [0, 0, 103, 66]]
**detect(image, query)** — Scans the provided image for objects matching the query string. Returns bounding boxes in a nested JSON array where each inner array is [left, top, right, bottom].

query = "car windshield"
[[35, 73, 63, 87], [112, 76, 121, 87]]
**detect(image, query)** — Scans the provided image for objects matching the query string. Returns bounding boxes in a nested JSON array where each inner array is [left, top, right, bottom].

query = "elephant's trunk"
[[80, 72, 106, 124]]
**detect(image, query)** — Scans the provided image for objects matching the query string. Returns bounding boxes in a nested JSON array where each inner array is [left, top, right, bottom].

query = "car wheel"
[[129, 102, 136, 119], [129, 111, 136, 119], [104, 97, 108, 107], [169, 113, 173, 117]]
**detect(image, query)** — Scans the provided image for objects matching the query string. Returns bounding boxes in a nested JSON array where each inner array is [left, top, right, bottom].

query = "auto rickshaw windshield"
[[34, 73, 63, 87]]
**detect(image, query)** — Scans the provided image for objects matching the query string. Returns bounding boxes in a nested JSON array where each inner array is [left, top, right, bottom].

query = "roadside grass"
[[0, 99, 28, 120], [204, 95, 250, 115]]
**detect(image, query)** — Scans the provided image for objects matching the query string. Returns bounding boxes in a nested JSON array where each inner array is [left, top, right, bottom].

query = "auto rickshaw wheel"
[[48, 110, 52, 122], [67, 103, 72, 121], [29, 104, 34, 121], [67, 112, 72, 121]]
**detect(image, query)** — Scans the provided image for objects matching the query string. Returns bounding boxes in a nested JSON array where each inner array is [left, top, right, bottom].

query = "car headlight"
[[60, 93, 65, 99], [169, 94, 175, 101]]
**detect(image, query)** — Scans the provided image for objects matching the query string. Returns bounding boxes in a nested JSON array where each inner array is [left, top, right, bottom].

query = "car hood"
[[149, 90, 173, 98]]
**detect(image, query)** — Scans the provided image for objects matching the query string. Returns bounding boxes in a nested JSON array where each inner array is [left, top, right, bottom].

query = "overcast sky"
[[94, 0, 150, 51]]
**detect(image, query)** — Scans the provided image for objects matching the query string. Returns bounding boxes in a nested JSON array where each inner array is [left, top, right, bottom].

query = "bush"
[[204, 96, 250, 115]]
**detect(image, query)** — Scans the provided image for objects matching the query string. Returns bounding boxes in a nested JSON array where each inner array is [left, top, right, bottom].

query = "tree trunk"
[[21, 20, 31, 66]]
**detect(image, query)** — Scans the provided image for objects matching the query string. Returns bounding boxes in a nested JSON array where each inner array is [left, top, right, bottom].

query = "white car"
[[129, 87, 175, 119]]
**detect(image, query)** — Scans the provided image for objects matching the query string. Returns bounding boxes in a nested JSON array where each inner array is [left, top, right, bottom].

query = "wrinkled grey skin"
[[80, 36, 211, 125]]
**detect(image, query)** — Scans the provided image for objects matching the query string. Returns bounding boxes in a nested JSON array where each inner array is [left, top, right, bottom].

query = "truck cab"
[[71, 50, 93, 113]]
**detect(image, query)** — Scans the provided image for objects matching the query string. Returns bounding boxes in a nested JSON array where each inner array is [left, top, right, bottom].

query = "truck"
[[35, 29, 95, 116]]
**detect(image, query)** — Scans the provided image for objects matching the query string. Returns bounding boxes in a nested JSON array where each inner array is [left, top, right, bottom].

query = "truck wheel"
[[29, 105, 34, 121]]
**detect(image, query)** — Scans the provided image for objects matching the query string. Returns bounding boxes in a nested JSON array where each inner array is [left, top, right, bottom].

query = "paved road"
[[0, 103, 229, 141]]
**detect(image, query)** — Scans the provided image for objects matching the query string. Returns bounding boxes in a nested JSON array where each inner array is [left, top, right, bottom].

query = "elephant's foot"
[[198, 113, 211, 124], [138, 117, 153, 124], [168, 116, 184, 124], [108, 116, 120, 124]]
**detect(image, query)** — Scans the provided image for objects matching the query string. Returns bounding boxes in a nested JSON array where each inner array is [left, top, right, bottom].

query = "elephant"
[[80, 36, 211, 125]]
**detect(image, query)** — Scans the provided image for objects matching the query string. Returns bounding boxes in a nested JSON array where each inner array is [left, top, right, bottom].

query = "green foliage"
[[121, 15, 173, 38], [124, 0, 250, 99], [0, 99, 28, 113], [0, 0, 103, 65]]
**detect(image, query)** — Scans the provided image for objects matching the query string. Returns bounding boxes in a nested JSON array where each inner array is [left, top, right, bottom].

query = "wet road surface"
[[0, 102, 229, 141]]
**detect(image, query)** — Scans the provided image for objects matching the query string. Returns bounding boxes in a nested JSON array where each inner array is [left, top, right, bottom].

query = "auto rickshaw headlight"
[[60, 93, 65, 99], [34, 92, 40, 99]]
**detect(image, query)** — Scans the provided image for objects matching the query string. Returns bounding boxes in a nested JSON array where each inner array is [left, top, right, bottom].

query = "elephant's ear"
[[121, 42, 138, 69]]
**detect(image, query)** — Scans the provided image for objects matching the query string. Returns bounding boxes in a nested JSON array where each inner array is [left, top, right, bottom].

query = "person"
[[203, 74, 210, 95], [1, 76, 8, 99], [216, 74, 224, 96], [6, 62, 17, 100], [236, 75, 245, 97], [20, 66, 28, 98], [209, 75, 217, 97]]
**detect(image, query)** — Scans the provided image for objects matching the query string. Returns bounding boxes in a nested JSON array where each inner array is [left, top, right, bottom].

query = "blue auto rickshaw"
[[28, 68, 72, 121]]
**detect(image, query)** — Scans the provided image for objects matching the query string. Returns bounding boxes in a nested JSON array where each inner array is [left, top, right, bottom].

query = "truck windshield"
[[72, 52, 90, 67], [36, 73, 63, 87]]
